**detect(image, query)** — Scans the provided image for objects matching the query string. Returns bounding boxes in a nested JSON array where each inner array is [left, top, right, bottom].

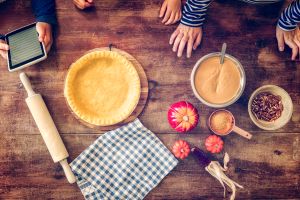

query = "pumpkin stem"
[[183, 115, 189, 122]]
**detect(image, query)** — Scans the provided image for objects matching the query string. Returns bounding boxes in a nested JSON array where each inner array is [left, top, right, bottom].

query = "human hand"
[[159, 0, 181, 25], [36, 22, 53, 53], [169, 24, 202, 58], [0, 39, 9, 60], [0, 23, 52, 60], [73, 0, 94, 10], [276, 26, 300, 60]]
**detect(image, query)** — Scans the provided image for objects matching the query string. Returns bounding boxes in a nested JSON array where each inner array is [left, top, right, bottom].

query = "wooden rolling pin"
[[20, 72, 76, 184]]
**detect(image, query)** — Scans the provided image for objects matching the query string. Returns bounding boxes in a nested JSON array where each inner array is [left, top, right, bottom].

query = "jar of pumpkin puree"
[[191, 53, 246, 108]]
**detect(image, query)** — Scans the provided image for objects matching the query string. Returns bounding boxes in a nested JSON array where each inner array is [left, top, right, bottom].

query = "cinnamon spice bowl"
[[248, 85, 293, 130]]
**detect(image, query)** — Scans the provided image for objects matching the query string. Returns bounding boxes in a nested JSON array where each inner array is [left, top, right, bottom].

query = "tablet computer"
[[2, 23, 47, 72]]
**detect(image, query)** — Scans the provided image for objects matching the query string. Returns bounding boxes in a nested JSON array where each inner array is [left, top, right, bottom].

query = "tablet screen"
[[6, 23, 46, 70]]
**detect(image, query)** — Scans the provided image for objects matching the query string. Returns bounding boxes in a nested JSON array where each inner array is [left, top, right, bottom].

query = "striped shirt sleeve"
[[278, 0, 300, 31], [180, 0, 212, 27]]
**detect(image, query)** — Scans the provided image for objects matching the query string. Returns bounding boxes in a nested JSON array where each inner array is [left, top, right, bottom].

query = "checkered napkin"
[[70, 119, 178, 200]]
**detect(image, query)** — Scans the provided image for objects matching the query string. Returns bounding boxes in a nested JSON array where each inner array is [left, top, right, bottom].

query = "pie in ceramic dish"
[[64, 50, 141, 126]]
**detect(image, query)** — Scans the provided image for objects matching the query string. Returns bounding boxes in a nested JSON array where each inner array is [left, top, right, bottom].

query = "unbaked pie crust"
[[64, 50, 141, 126]]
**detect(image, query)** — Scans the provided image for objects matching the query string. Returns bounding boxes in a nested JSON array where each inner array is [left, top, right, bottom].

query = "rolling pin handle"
[[60, 159, 76, 184], [19, 72, 36, 97]]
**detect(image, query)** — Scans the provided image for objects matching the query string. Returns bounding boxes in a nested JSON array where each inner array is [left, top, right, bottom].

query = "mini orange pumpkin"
[[168, 101, 199, 132], [205, 135, 224, 154], [172, 140, 191, 160]]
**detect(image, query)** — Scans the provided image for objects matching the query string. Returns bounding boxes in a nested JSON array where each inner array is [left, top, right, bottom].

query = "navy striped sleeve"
[[278, 0, 300, 31], [32, 0, 57, 25], [180, 0, 212, 27]]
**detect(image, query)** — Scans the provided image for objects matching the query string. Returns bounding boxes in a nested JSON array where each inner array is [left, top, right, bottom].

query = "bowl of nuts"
[[248, 85, 293, 130]]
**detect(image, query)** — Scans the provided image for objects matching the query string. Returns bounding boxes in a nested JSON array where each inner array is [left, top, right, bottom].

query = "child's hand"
[[36, 22, 53, 53], [169, 24, 202, 58], [276, 26, 300, 60], [0, 22, 52, 60], [73, 0, 94, 10], [159, 0, 181, 25], [0, 39, 9, 60]]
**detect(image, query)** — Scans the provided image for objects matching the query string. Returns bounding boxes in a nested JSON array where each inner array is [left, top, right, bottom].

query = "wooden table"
[[0, 0, 299, 199]]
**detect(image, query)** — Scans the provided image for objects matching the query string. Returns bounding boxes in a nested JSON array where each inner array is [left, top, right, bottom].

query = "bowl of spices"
[[248, 85, 293, 130]]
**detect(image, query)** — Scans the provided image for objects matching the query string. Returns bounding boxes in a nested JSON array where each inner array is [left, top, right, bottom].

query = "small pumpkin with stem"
[[172, 140, 191, 159], [168, 101, 199, 132], [205, 135, 224, 154]]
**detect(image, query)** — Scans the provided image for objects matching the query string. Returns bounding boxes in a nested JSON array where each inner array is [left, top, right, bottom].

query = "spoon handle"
[[220, 43, 227, 64], [232, 126, 252, 139]]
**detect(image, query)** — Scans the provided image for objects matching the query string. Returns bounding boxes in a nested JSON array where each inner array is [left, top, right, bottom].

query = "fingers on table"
[[170, 28, 202, 58], [187, 31, 201, 58], [172, 32, 184, 53], [177, 34, 188, 57], [165, 11, 181, 25], [165, 12, 175, 25], [276, 30, 285, 52], [284, 34, 298, 60], [85, 1, 93, 7], [159, 1, 167, 18], [73, 0, 83, 9], [193, 32, 202, 50], [162, 8, 172, 24], [169, 29, 180, 45], [173, 12, 182, 24], [186, 32, 201, 58], [293, 33, 300, 59], [73, 0, 92, 9]]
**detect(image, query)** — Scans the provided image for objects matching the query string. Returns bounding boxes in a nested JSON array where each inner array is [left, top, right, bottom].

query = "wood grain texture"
[[0, 0, 299, 199], [65, 47, 149, 131], [0, 133, 299, 199]]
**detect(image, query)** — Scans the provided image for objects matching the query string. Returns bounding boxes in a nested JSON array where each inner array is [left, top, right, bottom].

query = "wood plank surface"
[[0, 133, 299, 199], [0, 0, 299, 199]]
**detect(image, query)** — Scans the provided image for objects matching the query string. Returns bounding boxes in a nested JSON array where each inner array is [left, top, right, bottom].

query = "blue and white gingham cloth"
[[70, 119, 178, 200]]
